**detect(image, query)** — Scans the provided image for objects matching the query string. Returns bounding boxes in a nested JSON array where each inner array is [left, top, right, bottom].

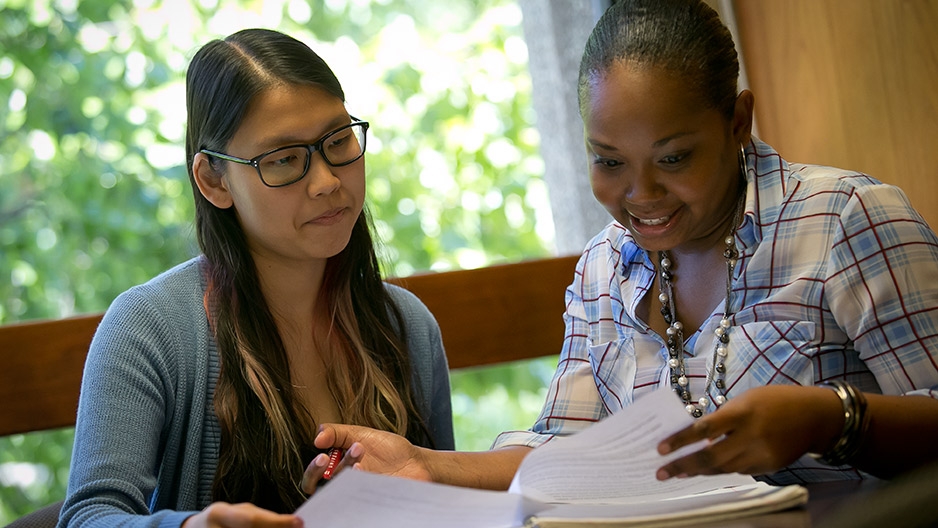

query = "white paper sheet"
[[510, 388, 754, 504], [294, 469, 535, 528]]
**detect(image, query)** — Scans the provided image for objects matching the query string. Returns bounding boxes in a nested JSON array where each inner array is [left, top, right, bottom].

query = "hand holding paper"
[[295, 389, 807, 527]]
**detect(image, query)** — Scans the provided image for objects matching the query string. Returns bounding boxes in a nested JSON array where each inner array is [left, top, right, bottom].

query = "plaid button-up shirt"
[[494, 138, 938, 484]]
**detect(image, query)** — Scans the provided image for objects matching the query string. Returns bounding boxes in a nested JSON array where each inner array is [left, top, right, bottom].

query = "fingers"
[[199, 502, 301, 528], [323, 443, 365, 480], [300, 452, 329, 495], [657, 414, 724, 456], [342, 442, 365, 469], [300, 442, 365, 494], [314, 423, 366, 450], [656, 432, 748, 480]]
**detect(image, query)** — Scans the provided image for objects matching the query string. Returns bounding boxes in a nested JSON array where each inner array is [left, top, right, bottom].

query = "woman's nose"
[[626, 166, 664, 202], [305, 154, 341, 197]]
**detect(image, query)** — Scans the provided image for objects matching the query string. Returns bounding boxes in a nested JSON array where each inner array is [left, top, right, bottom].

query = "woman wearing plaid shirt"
[[308, 0, 938, 490]]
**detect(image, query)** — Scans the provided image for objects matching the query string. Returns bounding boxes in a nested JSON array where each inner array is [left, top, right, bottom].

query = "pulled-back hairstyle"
[[184, 28, 431, 511], [578, 0, 739, 119]]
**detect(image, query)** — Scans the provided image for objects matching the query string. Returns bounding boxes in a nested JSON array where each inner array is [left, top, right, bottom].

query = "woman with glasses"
[[60, 28, 454, 527]]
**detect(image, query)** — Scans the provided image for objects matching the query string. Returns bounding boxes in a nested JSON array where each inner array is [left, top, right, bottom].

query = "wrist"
[[415, 445, 441, 482]]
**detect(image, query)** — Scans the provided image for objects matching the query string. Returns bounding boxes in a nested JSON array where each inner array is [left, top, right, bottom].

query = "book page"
[[295, 469, 533, 528], [511, 388, 754, 504]]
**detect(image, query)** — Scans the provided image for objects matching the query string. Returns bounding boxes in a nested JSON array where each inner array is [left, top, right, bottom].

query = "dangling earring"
[[738, 143, 748, 180]]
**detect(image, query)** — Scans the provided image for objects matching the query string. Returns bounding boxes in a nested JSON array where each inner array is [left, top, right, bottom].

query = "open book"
[[295, 389, 808, 527]]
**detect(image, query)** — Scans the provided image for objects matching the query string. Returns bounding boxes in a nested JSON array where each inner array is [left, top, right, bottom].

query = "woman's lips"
[[627, 208, 679, 236], [309, 207, 345, 225], [631, 214, 671, 226]]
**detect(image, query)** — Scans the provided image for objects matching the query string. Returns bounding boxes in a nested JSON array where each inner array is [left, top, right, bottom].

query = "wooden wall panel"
[[732, 0, 938, 229]]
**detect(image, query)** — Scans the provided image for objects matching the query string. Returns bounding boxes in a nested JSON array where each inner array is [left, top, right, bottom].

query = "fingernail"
[[313, 453, 328, 467], [656, 468, 671, 480], [349, 442, 363, 458]]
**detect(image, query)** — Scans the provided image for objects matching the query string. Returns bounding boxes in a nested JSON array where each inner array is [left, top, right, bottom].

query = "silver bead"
[[715, 395, 726, 405], [668, 358, 679, 368], [717, 345, 728, 357], [720, 318, 731, 328], [666, 326, 677, 336], [661, 257, 671, 269], [685, 404, 696, 415], [714, 326, 724, 337], [678, 375, 688, 387], [725, 236, 734, 246], [672, 321, 683, 332], [698, 396, 709, 407], [659, 292, 669, 304]]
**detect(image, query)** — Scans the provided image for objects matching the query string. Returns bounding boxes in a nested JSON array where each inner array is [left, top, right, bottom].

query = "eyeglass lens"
[[258, 123, 365, 186]]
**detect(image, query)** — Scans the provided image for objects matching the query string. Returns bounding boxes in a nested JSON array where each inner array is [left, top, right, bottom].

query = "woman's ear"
[[732, 89, 755, 146], [192, 152, 233, 209]]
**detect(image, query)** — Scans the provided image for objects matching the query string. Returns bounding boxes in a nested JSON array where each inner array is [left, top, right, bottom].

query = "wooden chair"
[[0, 255, 578, 525]]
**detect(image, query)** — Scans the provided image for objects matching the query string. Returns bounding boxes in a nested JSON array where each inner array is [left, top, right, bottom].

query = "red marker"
[[322, 448, 344, 480]]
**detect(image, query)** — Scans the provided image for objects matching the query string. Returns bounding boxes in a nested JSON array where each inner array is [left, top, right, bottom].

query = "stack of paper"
[[295, 389, 808, 527]]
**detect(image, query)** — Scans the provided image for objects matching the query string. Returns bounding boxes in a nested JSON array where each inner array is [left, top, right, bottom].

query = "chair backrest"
[[0, 255, 578, 438], [0, 314, 101, 437]]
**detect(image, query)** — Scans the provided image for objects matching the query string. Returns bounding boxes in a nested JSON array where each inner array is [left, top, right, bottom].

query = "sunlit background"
[[0, 0, 561, 521]]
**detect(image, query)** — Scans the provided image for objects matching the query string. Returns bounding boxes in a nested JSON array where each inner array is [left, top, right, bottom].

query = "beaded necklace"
[[657, 194, 744, 418]]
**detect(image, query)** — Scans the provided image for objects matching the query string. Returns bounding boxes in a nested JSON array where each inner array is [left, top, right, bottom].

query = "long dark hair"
[[184, 28, 431, 511], [578, 0, 739, 119]]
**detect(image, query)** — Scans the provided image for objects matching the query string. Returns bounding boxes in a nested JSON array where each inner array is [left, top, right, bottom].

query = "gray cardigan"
[[59, 257, 454, 527]]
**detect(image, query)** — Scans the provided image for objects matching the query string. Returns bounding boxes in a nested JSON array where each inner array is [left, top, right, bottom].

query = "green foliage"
[[450, 356, 558, 451], [0, 0, 556, 522], [0, 429, 75, 522]]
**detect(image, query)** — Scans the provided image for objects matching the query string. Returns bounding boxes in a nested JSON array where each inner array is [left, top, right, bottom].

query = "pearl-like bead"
[[657, 242, 738, 420]]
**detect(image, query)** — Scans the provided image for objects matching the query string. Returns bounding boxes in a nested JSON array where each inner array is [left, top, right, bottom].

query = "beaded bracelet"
[[811, 380, 870, 466]]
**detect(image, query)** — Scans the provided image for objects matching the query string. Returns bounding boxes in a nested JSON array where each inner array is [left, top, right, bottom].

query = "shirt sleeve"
[[825, 182, 938, 398], [386, 284, 455, 451], [425, 313, 455, 450], [492, 251, 608, 449]]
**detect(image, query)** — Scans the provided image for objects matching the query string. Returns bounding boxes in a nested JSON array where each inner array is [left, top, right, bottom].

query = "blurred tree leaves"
[[0, 0, 557, 521]]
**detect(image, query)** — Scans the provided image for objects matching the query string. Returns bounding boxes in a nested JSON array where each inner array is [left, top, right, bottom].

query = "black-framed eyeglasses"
[[200, 119, 369, 188]]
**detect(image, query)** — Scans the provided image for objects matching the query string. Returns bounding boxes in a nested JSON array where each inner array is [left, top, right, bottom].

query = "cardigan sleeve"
[[60, 288, 200, 528]]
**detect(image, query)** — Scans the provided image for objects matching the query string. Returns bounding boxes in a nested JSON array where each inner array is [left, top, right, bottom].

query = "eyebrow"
[[586, 130, 695, 152], [652, 131, 694, 148]]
